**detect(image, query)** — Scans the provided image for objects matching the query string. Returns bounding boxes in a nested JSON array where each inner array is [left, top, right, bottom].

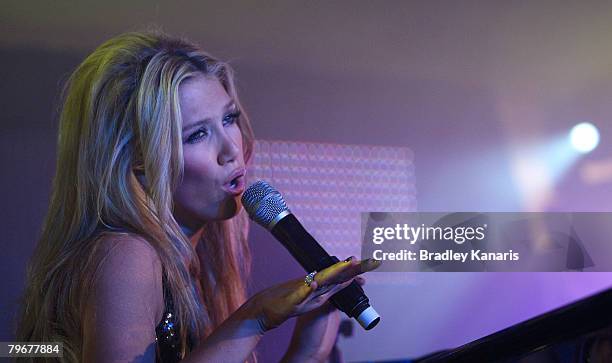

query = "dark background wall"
[[2, 1, 612, 361]]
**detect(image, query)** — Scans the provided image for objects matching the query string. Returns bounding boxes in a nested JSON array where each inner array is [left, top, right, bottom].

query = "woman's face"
[[172, 74, 246, 231]]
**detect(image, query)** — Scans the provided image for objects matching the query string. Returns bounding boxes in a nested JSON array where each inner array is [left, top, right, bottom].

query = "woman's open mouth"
[[223, 169, 246, 196]]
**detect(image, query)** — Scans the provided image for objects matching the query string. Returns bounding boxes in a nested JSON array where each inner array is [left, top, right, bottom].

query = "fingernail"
[[365, 258, 382, 267]]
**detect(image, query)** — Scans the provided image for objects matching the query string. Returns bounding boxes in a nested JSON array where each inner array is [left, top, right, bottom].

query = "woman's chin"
[[217, 196, 243, 220]]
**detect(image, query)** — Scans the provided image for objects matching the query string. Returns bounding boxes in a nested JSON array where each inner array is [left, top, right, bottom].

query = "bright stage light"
[[569, 122, 600, 153]]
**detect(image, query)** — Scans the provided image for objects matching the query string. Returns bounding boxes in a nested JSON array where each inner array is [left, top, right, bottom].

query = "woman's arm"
[[280, 275, 365, 363], [184, 258, 379, 363], [281, 303, 341, 363], [82, 235, 379, 362], [180, 299, 265, 363], [82, 235, 164, 362], [81, 234, 265, 363]]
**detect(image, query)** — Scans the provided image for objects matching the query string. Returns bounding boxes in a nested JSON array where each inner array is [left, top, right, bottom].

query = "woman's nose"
[[217, 131, 240, 165]]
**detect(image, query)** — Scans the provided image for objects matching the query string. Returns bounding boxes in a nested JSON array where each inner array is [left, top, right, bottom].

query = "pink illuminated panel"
[[247, 140, 416, 283]]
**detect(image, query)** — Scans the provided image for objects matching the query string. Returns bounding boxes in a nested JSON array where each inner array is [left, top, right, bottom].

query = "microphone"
[[241, 180, 380, 330]]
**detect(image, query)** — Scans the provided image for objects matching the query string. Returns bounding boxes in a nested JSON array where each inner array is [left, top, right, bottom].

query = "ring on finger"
[[304, 271, 317, 287], [314, 284, 333, 296]]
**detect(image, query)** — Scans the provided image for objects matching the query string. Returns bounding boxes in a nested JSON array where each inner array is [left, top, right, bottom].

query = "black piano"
[[358, 288, 612, 363]]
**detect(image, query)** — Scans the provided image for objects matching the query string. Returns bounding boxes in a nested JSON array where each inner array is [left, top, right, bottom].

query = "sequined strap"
[[155, 271, 182, 363]]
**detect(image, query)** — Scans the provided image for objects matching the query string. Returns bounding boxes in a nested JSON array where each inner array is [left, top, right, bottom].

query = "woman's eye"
[[223, 110, 241, 126], [186, 128, 209, 144]]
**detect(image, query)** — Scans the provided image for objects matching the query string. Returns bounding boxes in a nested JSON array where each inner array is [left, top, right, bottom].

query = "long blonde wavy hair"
[[17, 31, 255, 361]]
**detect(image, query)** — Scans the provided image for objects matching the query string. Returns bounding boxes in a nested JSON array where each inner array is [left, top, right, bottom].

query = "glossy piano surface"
[[354, 288, 612, 363], [414, 288, 612, 363]]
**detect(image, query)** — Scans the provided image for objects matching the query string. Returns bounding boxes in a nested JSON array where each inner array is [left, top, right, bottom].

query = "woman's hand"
[[282, 274, 367, 363], [181, 258, 378, 363], [247, 257, 381, 334]]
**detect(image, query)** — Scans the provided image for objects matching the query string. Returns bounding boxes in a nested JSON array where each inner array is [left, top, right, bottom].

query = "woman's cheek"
[[182, 149, 216, 184]]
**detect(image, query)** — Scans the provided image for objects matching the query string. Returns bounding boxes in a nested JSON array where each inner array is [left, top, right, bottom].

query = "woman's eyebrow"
[[182, 101, 236, 133]]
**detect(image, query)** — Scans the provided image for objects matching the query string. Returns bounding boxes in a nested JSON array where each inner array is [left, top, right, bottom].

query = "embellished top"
[[155, 275, 187, 363], [155, 311, 182, 363]]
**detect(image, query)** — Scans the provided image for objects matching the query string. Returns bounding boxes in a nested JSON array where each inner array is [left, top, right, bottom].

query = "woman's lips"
[[222, 172, 246, 196]]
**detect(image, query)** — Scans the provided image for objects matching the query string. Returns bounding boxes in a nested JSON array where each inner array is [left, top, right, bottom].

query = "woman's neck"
[[180, 223, 205, 249]]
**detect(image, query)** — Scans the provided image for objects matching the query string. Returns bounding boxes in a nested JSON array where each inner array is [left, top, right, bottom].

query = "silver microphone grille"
[[241, 180, 291, 229]]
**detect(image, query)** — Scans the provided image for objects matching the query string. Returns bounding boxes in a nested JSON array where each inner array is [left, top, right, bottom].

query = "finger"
[[332, 277, 355, 292], [307, 278, 355, 306], [355, 276, 366, 286], [359, 258, 383, 273], [289, 277, 318, 305], [314, 258, 359, 285], [312, 283, 334, 297], [310, 273, 354, 297], [293, 266, 344, 305], [315, 258, 381, 287]]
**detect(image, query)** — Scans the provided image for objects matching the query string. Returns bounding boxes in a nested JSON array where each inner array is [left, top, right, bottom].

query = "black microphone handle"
[[270, 213, 377, 327]]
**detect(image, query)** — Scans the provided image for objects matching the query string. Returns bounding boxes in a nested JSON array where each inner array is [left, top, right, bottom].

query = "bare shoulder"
[[92, 233, 163, 304], [93, 232, 163, 279], [89, 232, 164, 314], [82, 232, 164, 361]]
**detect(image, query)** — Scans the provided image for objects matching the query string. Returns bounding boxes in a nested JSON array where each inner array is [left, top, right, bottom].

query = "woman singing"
[[17, 31, 380, 362]]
